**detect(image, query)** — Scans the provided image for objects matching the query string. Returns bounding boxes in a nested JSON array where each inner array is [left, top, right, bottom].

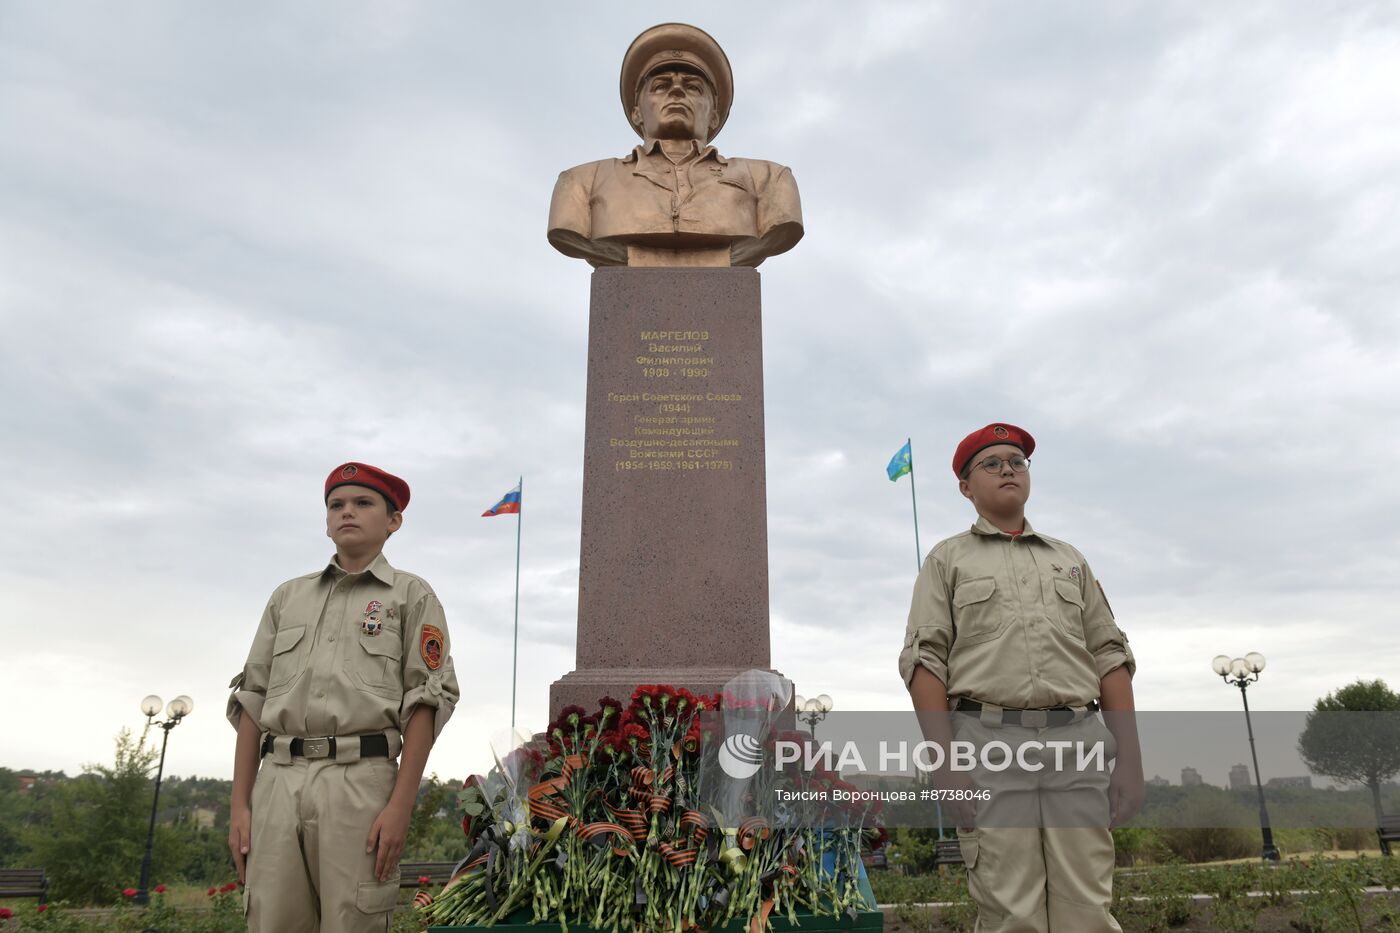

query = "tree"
[[23, 725, 174, 903], [1297, 679, 1400, 822]]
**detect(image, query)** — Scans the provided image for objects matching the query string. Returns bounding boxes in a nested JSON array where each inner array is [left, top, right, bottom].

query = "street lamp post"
[[793, 693, 832, 741], [1211, 653, 1280, 861], [136, 694, 193, 905]]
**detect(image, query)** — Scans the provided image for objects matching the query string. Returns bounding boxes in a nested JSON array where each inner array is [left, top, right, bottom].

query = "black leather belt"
[[956, 699, 1099, 727], [261, 734, 390, 759]]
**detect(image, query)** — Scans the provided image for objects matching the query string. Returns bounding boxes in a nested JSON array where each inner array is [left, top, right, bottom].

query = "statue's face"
[[631, 67, 717, 141]]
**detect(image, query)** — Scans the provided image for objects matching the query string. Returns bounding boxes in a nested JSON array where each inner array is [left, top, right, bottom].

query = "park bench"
[[933, 838, 965, 868], [1379, 814, 1400, 857], [0, 868, 50, 904], [399, 860, 457, 888]]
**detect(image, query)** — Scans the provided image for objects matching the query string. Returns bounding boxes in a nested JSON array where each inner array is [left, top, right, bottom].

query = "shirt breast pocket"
[[266, 625, 307, 696], [952, 577, 1002, 645], [1052, 577, 1087, 641], [351, 632, 403, 699]]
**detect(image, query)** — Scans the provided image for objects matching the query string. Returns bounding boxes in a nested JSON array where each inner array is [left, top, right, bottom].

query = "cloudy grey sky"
[[3, 2, 1398, 783]]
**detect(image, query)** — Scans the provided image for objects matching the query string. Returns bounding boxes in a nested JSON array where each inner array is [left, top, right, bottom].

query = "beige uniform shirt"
[[898, 516, 1134, 709], [547, 139, 803, 267], [226, 553, 460, 740]]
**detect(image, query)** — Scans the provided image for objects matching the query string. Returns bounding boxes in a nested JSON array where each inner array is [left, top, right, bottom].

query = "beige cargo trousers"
[[954, 713, 1122, 933], [244, 750, 401, 932]]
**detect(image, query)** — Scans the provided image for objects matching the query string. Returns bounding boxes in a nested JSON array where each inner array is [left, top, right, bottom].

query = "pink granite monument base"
[[550, 268, 782, 713]]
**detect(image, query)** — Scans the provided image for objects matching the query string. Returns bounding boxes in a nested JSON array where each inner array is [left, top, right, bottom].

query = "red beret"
[[324, 462, 410, 511], [952, 424, 1035, 477]]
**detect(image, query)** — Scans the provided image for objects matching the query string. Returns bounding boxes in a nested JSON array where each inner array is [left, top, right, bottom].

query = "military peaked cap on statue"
[[953, 424, 1036, 477], [325, 462, 411, 512], [620, 23, 733, 142]]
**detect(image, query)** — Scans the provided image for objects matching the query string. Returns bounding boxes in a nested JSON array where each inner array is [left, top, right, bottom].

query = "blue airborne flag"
[[887, 441, 913, 482]]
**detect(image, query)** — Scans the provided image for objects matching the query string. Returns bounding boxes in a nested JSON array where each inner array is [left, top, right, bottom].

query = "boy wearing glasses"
[[898, 423, 1143, 932]]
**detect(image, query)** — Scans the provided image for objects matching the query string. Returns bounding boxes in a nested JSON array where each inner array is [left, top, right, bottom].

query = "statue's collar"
[[624, 138, 728, 166]]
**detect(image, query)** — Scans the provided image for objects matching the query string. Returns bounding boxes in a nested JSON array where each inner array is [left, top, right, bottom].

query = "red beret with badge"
[[952, 423, 1036, 477], [324, 462, 411, 512]]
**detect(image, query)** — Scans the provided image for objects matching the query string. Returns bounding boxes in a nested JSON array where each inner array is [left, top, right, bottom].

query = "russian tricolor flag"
[[482, 483, 522, 517]]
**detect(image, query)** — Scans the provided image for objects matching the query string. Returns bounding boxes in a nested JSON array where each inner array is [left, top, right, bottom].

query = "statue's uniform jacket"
[[227, 553, 460, 932], [548, 140, 803, 267]]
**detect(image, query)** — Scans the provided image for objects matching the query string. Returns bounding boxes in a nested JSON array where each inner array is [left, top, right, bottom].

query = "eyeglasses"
[[972, 455, 1030, 474]]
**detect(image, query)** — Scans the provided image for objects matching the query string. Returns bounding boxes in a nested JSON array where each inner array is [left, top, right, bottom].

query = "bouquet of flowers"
[[421, 675, 884, 931]]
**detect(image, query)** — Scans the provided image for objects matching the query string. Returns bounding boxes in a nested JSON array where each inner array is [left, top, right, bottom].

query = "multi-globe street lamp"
[[793, 693, 832, 741], [136, 694, 193, 905], [1211, 653, 1280, 861]]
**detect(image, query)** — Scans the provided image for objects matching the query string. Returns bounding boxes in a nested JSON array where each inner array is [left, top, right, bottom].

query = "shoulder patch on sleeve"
[[1096, 579, 1115, 619], [420, 624, 445, 670]]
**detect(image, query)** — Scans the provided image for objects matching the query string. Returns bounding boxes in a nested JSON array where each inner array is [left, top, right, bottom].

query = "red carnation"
[[418, 875, 431, 885], [596, 695, 621, 721], [207, 887, 217, 896], [154, 883, 167, 893], [0, 907, 12, 919], [122, 887, 137, 898], [37, 904, 48, 913], [221, 882, 238, 893]]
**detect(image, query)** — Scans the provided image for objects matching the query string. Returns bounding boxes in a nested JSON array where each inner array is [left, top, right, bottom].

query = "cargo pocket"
[[352, 631, 403, 699], [952, 577, 1002, 645], [266, 625, 307, 696], [356, 878, 399, 916]]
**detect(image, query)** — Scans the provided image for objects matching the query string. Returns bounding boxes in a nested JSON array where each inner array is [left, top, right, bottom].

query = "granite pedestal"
[[550, 268, 783, 713]]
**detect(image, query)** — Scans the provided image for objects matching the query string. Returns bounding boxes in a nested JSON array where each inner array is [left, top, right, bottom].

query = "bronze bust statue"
[[547, 23, 804, 268]]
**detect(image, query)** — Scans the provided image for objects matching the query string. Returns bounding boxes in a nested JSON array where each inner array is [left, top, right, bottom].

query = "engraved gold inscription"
[[607, 329, 743, 474]]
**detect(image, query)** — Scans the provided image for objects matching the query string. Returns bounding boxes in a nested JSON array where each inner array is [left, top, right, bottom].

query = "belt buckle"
[[302, 737, 332, 759], [1020, 709, 1048, 729]]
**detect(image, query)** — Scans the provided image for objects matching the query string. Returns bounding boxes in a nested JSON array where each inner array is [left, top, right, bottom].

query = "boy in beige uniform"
[[899, 424, 1144, 933], [227, 462, 461, 933]]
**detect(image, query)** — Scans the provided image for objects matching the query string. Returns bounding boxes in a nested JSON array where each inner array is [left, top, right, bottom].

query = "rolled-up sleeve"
[[899, 549, 955, 689], [226, 593, 280, 731], [1080, 560, 1135, 681], [399, 592, 460, 739]]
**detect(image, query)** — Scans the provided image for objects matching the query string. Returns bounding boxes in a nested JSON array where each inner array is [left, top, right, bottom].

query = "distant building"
[[190, 807, 218, 829], [16, 772, 36, 793], [1267, 776, 1312, 789], [1181, 767, 1203, 787], [1230, 764, 1253, 790], [1146, 775, 1170, 787]]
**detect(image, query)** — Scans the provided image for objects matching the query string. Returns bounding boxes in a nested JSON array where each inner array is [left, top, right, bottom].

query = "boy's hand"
[[1108, 760, 1145, 827], [229, 805, 252, 883], [931, 767, 981, 830], [367, 799, 413, 882]]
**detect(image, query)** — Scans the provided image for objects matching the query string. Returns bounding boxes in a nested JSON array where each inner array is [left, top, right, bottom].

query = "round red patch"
[[420, 624, 444, 670], [341, 464, 358, 478]]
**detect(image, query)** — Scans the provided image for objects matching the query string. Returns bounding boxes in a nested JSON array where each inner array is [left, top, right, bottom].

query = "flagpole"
[[907, 438, 922, 571], [511, 475, 522, 731], [905, 441, 945, 839]]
